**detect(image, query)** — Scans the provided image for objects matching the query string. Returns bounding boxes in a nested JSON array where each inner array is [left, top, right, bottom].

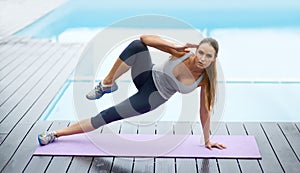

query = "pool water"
[[16, 0, 300, 40], [40, 80, 300, 122], [17, 0, 300, 122]]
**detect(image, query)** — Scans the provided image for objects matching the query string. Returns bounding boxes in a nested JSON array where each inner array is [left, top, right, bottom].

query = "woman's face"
[[194, 43, 216, 69]]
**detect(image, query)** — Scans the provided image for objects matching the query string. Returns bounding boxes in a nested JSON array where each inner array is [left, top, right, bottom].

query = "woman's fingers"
[[220, 143, 227, 149], [173, 43, 197, 52], [215, 143, 227, 150], [206, 142, 227, 150], [173, 44, 189, 52], [215, 143, 224, 150], [185, 43, 198, 48], [184, 48, 191, 52]]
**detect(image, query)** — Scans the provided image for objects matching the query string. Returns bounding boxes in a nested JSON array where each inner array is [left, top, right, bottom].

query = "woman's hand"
[[205, 141, 227, 150], [172, 43, 199, 52]]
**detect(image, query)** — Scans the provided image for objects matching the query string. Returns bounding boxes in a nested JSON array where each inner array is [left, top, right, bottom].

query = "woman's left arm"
[[200, 85, 227, 150]]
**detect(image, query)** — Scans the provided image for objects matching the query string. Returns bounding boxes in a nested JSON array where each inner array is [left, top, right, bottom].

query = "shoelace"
[[45, 132, 56, 142], [95, 85, 102, 93]]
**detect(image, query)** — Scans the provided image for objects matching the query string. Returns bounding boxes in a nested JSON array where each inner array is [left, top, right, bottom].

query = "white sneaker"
[[86, 81, 118, 100]]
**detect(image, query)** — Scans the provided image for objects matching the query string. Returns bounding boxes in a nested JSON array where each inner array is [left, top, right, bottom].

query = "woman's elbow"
[[140, 35, 150, 44], [140, 35, 157, 44], [200, 107, 210, 117]]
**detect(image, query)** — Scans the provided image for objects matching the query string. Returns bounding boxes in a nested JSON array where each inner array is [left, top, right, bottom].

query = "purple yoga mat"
[[34, 134, 261, 159]]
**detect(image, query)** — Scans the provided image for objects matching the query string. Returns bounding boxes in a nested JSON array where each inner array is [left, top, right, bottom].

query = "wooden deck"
[[0, 0, 67, 39], [0, 0, 299, 172], [0, 36, 299, 173]]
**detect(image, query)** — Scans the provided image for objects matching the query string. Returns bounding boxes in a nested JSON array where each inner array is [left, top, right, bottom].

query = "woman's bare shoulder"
[[197, 75, 207, 87]]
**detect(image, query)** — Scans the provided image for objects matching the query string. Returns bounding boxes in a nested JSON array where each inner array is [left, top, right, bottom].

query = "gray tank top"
[[152, 51, 205, 100]]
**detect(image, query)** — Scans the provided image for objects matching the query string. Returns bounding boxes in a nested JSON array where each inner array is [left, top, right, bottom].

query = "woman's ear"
[[212, 57, 217, 62]]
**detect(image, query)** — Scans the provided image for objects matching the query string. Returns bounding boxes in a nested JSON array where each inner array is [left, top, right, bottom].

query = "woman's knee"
[[90, 107, 123, 129], [119, 40, 148, 64], [129, 40, 148, 52]]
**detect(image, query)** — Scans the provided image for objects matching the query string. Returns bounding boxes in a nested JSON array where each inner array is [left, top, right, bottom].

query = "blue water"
[[16, 0, 300, 122], [41, 80, 300, 122], [16, 0, 300, 38]]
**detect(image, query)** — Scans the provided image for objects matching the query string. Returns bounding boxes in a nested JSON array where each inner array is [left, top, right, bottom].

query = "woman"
[[38, 35, 226, 150]]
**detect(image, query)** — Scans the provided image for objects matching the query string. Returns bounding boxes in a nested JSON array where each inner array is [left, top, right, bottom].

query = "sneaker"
[[86, 81, 118, 100], [38, 131, 57, 146]]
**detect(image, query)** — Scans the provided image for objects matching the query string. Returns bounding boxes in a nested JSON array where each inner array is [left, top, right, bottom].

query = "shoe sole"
[[86, 86, 118, 100], [38, 135, 46, 146]]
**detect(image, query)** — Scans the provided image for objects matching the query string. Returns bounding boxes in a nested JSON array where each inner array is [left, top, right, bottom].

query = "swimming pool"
[[16, 0, 300, 41], [17, 0, 300, 122]]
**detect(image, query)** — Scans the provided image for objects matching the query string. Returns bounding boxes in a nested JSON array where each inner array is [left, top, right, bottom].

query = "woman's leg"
[[56, 74, 166, 138], [39, 40, 156, 145], [103, 39, 151, 87], [62, 40, 152, 136], [55, 118, 96, 137], [86, 40, 151, 100], [91, 76, 167, 129], [102, 58, 130, 85]]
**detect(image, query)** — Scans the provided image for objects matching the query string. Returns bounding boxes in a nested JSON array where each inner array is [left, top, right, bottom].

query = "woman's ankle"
[[102, 78, 114, 86], [53, 130, 59, 138]]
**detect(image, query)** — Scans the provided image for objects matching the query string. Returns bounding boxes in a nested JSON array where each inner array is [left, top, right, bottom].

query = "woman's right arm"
[[140, 35, 189, 57]]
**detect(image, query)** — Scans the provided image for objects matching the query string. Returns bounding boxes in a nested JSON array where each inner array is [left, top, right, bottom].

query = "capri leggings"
[[91, 40, 167, 129]]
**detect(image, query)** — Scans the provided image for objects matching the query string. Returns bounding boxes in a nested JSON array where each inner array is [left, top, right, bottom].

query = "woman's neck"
[[186, 55, 204, 74]]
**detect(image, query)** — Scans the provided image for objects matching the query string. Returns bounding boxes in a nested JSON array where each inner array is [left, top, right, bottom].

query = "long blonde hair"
[[199, 38, 219, 112]]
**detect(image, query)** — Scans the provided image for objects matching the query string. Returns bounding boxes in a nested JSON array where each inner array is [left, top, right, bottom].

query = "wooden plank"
[[244, 122, 283, 173], [89, 122, 114, 173], [261, 122, 300, 172], [0, 44, 81, 171], [226, 122, 262, 173], [0, 39, 47, 74], [0, 38, 32, 63], [46, 157, 72, 173], [132, 122, 156, 173], [0, 42, 21, 62], [173, 122, 197, 173], [137, 122, 156, 134], [89, 122, 122, 172], [173, 121, 192, 134], [0, 123, 32, 170], [0, 43, 14, 58], [197, 159, 219, 173], [0, 42, 59, 95], [66, 121, 102, 173], [278, 122, 300, 160], [0, 45, 81, 131], [0, 35, 22, 44], [110, 121, 137, 173], [67, 157, 93, 173], [155, 121, 175, 173], [296, 123, 300, 132], [0, 121, 52, 173], [156, 121, 173, 134], [0, 43, 60, 102], [89, 157, 113, 173], [0, 132, 6, 144], [102, 121, 122, 134], [0, 44, 69, 121], [18, 45, 82, 126], [192, 122, 219, 173], [0, 44, 30, 72], [25, 121, 70, 173], [0, 40, 42, 73], [214, 122, 241, 173]]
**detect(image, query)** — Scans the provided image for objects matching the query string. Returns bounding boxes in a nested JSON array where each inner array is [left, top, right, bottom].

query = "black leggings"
[[91, 40, 167, 129]]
